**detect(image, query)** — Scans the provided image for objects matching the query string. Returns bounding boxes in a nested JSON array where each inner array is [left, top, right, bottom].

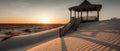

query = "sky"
[[0, 0, 120, 24]]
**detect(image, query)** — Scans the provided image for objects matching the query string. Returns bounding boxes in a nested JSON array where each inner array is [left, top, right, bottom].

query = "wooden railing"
[[59, 17, 76, 37], [59, 16, 98, 37], [81, 16, 98, 21]]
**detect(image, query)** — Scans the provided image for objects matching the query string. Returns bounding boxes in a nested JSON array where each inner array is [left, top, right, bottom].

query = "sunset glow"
[[41, 18, 50, 24]]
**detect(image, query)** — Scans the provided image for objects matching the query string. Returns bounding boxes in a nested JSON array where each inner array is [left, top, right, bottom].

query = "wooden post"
[[78, 11, 79, 18], [74, 11, 76, 18], [59, 28, 62, 37], [77, 11, 79, 27], [81, 10, 83, 21], [81, 10, 82, 17], [70, 10, 72, 20], [97, 11, 99, 21], [87, 11, 88, 20]]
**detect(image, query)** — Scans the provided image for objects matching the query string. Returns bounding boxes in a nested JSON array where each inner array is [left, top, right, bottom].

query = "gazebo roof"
[[69, 0, 102, 11]]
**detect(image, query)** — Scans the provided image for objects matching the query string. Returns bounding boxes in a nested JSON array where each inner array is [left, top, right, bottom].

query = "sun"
[[41, 18, 50, 23]]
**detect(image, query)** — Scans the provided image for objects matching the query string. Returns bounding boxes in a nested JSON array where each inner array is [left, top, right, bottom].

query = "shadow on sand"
[[60, 37, 67, 51], [64, 20, 120, 51], [69, 35, 120, 51]]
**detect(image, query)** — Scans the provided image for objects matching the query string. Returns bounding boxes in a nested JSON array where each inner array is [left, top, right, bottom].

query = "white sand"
[[28, 19, 120, 51], [0, 34, 7, 41], [0, 26, 51, 35], [0, 27, 62, 51], [0, 19, 120, 51]]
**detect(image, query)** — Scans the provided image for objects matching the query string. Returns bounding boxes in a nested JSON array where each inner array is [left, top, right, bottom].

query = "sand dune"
[[28, 19, 120, 51], [0, 19, 120, 51], [0, 27, 62, 51]]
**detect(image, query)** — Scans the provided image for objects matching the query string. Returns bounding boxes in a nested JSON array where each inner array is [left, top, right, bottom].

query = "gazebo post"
[[97, 11, 99, 21], [87, 11, 89, 20], [81, 10, 83, 21], [70, 10, 72, 20], [78, 11, 79, 19], [74, 11, 76, 18]]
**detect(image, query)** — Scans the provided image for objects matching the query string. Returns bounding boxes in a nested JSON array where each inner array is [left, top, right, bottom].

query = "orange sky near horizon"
[[0, 18, 69, 24]]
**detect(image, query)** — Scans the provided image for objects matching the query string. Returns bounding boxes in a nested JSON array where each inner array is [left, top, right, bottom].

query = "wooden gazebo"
[[59, 0, 102, 37], [69, 0, 102, 22]]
